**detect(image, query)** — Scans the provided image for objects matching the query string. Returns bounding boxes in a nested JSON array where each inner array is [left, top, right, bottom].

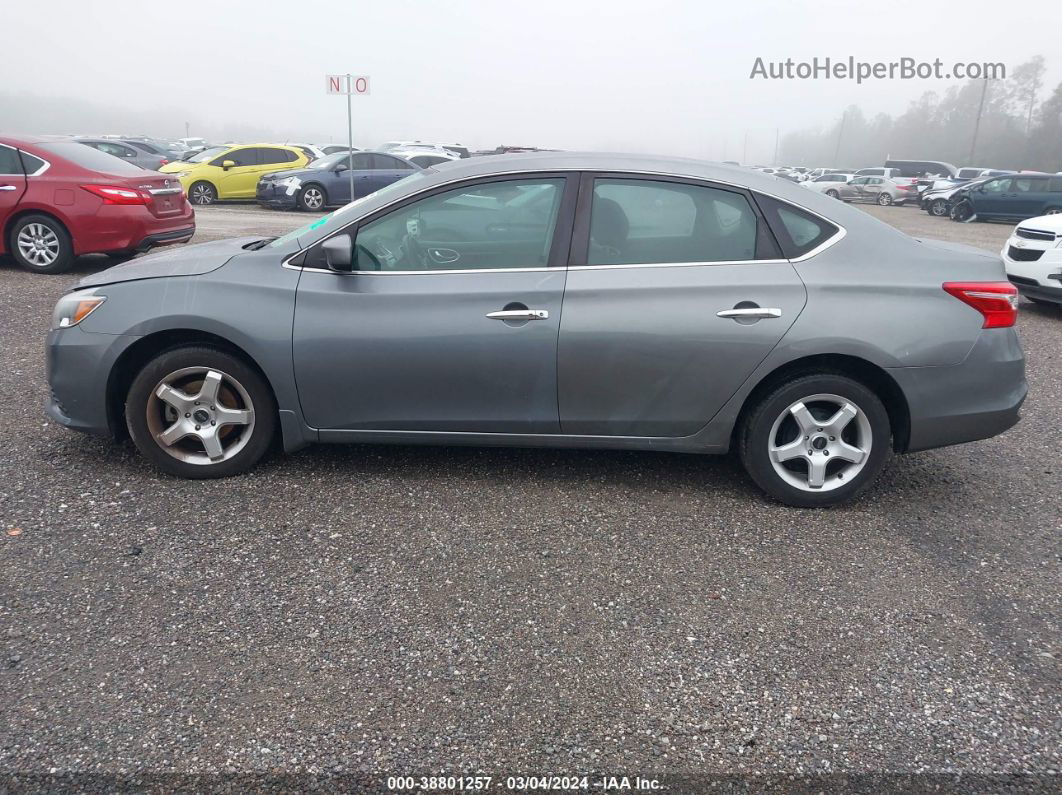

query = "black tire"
[[950, 201, 973, 222], [8, 214, 75, 274], [825, 189, 840, 199], [929, 199, 949, 217], [298, 183, 328, 212], [877, 192, 893, 206], [188, 181, 217, 206], [1044, 207, 1062, 215], [126, 346, 276, 479], [738, 373, 892, 508]]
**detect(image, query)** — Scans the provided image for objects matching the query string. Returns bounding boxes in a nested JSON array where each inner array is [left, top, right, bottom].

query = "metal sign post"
[[327, 74, 371, 203]]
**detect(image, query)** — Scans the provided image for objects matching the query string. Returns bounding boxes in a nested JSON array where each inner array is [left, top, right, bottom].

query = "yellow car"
[[160, 144, 310, 205]]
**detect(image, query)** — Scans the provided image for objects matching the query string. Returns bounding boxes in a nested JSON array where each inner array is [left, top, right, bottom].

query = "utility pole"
[[184, 121, 190, 138], [742, 130, 749, 165], [969, 78, 989, 163], [832, 109, 847, 166], [773, 128, 780, 166]]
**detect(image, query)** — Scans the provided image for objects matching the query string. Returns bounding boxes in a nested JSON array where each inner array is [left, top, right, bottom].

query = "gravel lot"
[[0, 201, 1058, 789]]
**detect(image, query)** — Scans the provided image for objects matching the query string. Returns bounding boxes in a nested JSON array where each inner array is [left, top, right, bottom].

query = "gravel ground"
[[0, 201, 1058, 789]]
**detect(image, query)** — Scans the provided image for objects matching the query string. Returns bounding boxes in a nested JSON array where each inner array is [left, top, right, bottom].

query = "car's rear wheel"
[[189, 181, 217, 206], [299, 184, 327, 212], [126, 346, 276, 479], [929, 199, 949, 217], [825, 189, 840, 199], [877, 192, 893, 206], [738, 374, 892, 508], [9, 214, 75, 274]]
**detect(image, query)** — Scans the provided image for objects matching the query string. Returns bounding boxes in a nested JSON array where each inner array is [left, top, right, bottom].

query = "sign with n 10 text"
[[327, 75, 371, 95]]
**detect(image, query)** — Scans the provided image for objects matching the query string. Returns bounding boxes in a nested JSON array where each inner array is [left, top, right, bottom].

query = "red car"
[[0, 135, 195, 274]]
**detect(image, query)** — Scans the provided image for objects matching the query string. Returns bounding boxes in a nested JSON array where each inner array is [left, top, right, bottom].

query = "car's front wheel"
[[825, 189, 840, 199], [188, 181, 217, 206], [299, 184, 327, 212], [877, 192, 893, 206], [738, 374, 892, 507], [126, 346, 276, 478], [929, 199, 949, 217]]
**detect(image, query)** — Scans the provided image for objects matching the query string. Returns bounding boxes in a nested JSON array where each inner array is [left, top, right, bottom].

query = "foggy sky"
[[2, 0, 1059, 163]]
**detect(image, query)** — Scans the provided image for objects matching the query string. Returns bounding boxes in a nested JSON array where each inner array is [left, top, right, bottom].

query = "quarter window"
[[258, 147, 294, 165], [587, 179, 759, 265], [351, 178, 564, 272], [755, 195, 840, 259], [19, 152, 46, 174]]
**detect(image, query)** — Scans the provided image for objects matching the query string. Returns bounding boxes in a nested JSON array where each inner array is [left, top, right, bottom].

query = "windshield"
[[186, 146, 228, 163], [267, 171, 429, 249], [307, 153, 349, 170]]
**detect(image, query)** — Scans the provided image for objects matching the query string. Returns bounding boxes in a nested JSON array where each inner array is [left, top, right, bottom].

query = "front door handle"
[[717, 307, 782, 319], [0, 185, 17, 191], [486, 309, 549, 321]]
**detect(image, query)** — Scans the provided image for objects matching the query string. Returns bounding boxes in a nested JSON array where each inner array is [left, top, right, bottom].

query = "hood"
[[77, 237, 260, 289], [1016, 213, 1062, 234], [158, 161, 194, 173]]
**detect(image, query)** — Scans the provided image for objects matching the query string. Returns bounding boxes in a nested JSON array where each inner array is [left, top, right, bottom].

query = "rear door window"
[[351, 153, 374, 170], [258, 147, 294, 165], [0, 145, 22, 174], [585, 178, 762, 265]]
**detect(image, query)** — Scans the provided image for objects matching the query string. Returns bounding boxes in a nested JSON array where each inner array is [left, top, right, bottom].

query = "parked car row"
[[0, 135, 194, 273]]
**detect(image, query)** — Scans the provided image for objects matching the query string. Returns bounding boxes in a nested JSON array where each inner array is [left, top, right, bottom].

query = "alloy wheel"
[[190, 183, 215, 205], [145, 367, 255, 465], [878, 193, 892, 206], [16, 223, 60, 268], [302, 187, 324, 210], [767, 393, 872, 492], [930, 200, 948, 216]]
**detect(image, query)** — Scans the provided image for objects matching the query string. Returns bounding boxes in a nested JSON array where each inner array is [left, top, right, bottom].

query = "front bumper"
[[1001, 237, 1062, 303], [890, 328, 1026, 453], [46, 327, 141, 437], [256, 181, 299, 209]]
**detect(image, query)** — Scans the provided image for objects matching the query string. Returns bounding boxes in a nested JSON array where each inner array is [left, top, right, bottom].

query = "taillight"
[[943, 282, 1019, 328], [80, 184, 151, 205], [160, 158, 169, 166]]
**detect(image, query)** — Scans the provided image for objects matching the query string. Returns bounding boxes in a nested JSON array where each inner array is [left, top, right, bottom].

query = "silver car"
[[75, 138, 169, 170], [838, 175, 918, 206], [45, 153, 1026, 507]]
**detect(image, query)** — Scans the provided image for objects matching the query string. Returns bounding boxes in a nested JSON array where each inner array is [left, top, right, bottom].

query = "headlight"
[[274, 176, 296, 187], [52, 291, 105, 330], [174, 171, 192, 178]]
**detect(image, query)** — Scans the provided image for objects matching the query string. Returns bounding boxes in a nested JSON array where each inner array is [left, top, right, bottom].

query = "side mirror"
[[321, 234, 353, 271], [222, 160, 236, 170], [334, 163, 349, 173]]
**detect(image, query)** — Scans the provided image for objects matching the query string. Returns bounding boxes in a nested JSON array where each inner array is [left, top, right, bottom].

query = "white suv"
[[1002, 214, 1062, 307]]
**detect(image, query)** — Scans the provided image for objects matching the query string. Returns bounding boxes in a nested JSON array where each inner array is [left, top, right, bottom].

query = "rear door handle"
[[717, 307, 782, 319], [486, 309, 549, 321]]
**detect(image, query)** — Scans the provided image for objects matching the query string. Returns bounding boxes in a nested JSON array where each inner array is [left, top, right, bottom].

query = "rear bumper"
[[889, 328, 1027, 453], [75, 204, 196, 256], [135, 226, 195, 252]]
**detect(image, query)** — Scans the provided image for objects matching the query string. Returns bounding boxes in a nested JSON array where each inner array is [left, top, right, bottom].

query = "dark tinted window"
[[372, 154, 412, 170], [19, 152, 46, 174], [91, 141, 137, 158], [0, 145, 22, 174], [212, 147, 257, 167], [755, 195, 839, 258], [1049, 177, 1062, 193], [588, 179, 760, 265], [39, 141, 145, 174], [1011, 177, 1049, 193], [410, 155, 449, 168], [258, 147, 294, 165], [129, 141, 162, 154], [351, 153, 374, 170]]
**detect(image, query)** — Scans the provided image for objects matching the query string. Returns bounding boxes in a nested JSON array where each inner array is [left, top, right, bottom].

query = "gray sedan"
[[75, 138, 168, 170], [45, 153, 1026, 507], [838, 175, 920, 206]]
